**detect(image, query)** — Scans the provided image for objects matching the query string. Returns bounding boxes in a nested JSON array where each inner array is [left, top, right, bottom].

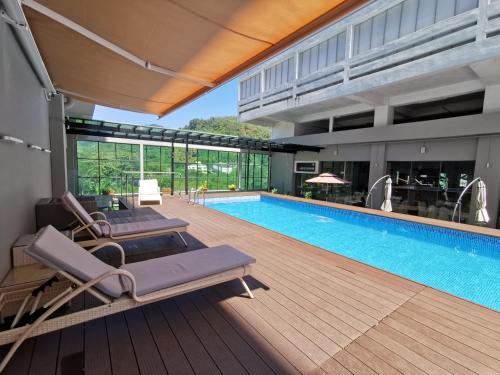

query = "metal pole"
[[267, 147, 272, 192], [246, 145, 251, 191], [170, 139, 174, 196], [452, 177, 482, 222], [185, 135, 189, 195], [365, 174, 390, 209], [131, 174, 135, 209]]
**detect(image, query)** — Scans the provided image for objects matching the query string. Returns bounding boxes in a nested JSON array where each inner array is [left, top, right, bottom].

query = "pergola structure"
[[66, 117, 323, 154]]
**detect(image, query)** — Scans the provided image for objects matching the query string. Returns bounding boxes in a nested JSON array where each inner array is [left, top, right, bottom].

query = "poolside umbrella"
[[305, 173, 348, 200], [381, 177, 393, 212], [475, 180, 489, 224]]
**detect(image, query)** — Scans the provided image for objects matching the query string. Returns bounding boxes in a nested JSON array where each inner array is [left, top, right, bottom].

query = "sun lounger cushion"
[[27, 226, 255, 300], [121, 245, 256, 296], [26, 226, 125, 298], [101, 218, 189, 238], [61, 191, 103, 238]]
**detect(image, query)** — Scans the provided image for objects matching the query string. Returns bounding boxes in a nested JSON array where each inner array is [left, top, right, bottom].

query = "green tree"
[[181, 116, 271, 139]]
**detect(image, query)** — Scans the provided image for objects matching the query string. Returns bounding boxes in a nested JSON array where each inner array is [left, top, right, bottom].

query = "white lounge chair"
[[0, 225, 255, 371], [138, 179, 162, 206], [61, 191, 188, 247]]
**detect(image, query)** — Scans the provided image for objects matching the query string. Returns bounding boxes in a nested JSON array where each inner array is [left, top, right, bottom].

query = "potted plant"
[[228, 183, 237, 191], [271, 187, 278, 194], [304, 191, 312, 200], [102, 188, 114, 196], [199, 181, 208, 193], [161, 187, 171, 195]]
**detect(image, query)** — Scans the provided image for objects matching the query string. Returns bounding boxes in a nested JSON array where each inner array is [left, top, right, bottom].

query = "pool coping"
[[260, 192, 500, 238]]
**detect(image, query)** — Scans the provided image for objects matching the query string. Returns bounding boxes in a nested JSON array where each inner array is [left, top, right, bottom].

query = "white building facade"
[[238, 0, 500, 228]]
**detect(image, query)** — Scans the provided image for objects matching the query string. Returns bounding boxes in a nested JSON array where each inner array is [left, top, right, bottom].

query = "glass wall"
[[295, 161, 369, 205], [240, 152, 269, 191], [76, 140, 140, 195], [143, 145, 173, 192], [76, 140, 268, 195], [386, 161, 475, 222]]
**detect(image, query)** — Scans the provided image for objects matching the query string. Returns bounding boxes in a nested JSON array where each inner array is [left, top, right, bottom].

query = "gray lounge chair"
[[0, 225, 255, 371], [61, 191, 189, 247]]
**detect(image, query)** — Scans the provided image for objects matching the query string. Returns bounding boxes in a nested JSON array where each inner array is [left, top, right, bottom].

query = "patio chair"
[[61, 191, 189, 247], [138, 179, 162, 206], [0, 225, 255, 372]]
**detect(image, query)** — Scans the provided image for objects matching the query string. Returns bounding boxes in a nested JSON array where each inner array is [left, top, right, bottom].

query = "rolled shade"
[[22, 0, 365, 116]]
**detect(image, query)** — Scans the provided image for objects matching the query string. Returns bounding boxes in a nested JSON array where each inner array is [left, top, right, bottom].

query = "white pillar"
[[328, 117, 334, 132], [139, 143, 144, 180], [49, 94, 67, 196], [374, 105, 394, 127], [483, 84, 500, 113]]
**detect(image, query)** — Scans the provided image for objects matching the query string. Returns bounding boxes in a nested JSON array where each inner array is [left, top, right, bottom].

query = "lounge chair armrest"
[[94, 219, 113, 234], [72, 219, 112, 238], [89, 211, 107, 220], [89, 242, 125, 265]]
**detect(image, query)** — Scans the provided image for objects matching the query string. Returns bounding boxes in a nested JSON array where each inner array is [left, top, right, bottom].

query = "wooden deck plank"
[[200, 287, 301, 375], [344, 341, 402, 375], [188, 291, 275, 375], [142, 304, 195, 375], [389, 311, 499, 374], [105, 313, 140, 375], [123, 308, 167, 375], [404, 300, 500, 352], [333, 350, 378, 375], [159, 299, 222, 375], [213, 280, 318, 374], [175, 294, 248, 375], [244, 276, 342, 356], [219, 280, 332, 366]]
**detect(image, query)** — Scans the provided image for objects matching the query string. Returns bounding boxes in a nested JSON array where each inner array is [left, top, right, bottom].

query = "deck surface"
[[1, 194, 500, 374]]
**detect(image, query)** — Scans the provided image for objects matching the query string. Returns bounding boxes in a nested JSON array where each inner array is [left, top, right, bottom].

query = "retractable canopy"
[[21, 0, 365, 116]]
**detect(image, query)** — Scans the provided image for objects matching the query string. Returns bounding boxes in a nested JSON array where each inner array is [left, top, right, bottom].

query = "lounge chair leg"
[[239, 278, 254, 299], [177, 232, 188, 247]]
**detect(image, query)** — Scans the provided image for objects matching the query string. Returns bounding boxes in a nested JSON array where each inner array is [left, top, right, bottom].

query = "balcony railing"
[[238, 0, 500, 119]]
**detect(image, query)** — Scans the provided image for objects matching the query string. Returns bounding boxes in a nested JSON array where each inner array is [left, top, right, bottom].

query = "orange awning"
[[21, 0, 366, 116]]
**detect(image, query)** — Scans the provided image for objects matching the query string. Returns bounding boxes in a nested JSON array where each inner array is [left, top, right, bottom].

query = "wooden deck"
[[1, 195, 500, 374]]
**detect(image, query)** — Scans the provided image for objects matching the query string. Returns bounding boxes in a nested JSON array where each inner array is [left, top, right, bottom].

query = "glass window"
[[77, 140, 140, 196], [76, 141, 269, 195], [387, 160, 475, 223]]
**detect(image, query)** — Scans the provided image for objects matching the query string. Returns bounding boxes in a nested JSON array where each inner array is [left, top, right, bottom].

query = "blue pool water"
[[205, 195, 500, 310]]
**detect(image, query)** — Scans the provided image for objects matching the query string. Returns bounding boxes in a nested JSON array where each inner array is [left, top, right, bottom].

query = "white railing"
[[238, 0, 500, 117]]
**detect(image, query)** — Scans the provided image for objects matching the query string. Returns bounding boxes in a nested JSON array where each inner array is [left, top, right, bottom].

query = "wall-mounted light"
[[27, 144, 42, 151], [486, 161, 490, 168], [420, 144, 427, 154], [0, 135, 24, 145]]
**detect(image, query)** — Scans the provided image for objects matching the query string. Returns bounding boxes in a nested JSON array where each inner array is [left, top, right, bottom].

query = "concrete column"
[[473, 136, 500, 228], [328, 117, 334, 132], [271, 121, 295, 139], [270, 152, 295, 195], [483, 84, 500, 113], [367, 144, 387, 209], [49, 94, 67, 196], [374, 105, 394, 127], [66, 135, 78, 194]]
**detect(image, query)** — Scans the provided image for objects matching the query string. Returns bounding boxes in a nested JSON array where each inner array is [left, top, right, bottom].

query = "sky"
[[92, 79, 238, 129]]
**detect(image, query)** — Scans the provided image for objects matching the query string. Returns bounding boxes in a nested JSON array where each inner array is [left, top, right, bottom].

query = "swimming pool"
[[205, 195, 500, 310]]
